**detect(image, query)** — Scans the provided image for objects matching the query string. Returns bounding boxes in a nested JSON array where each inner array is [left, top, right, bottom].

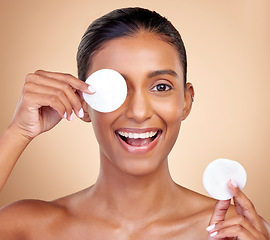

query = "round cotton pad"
[[203, 158, 247, 200], [83, 69, 127, 113]]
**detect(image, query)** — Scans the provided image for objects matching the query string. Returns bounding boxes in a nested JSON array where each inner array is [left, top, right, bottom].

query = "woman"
[[0, 7, 269, 239]]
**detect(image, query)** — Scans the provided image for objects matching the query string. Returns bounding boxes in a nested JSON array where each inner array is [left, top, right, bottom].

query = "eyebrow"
[[147, 69, 179, 78]]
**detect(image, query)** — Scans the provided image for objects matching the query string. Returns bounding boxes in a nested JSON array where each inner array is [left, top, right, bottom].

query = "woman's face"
[[85, 33, 193, 176]]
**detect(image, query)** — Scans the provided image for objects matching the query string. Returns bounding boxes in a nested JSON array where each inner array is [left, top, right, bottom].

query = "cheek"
[[89, 111, 114, 147], [153, 95, 184, 125], [153, 95, 184, 150]]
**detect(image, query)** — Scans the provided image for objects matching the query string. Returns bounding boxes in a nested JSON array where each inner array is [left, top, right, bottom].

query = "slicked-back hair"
[[77, 7, 187, 85]]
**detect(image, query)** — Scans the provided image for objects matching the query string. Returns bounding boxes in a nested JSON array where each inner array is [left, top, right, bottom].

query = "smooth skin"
[[0, 33, 269, 239]]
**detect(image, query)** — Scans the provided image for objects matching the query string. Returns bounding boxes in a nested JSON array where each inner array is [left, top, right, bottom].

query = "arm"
[[0, 125, 31, 191]]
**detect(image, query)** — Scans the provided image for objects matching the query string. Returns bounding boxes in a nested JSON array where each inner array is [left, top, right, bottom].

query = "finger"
[[209, 215, 262, 239], [209, 225, 254, 240], [24, 82, 74, 120], [25, 74, 83, 118], [228, 180, 261, 230], [23, 91, 66, 119], [209, 200, 231, 225], [75, 89, 84, 102], [34, 70, 96, 94]]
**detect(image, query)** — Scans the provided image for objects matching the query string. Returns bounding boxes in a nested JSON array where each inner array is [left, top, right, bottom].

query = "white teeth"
[[133, 133, 139, 139], [118, 131, 158, 139], [149, 131, 156, 138]]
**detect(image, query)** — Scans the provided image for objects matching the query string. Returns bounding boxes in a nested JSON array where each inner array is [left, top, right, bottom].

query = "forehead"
[[87, 33, 183, 78]]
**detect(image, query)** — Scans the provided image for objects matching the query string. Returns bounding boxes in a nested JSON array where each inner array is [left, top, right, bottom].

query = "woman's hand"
[[10, 70, 95, 140], [0, 70, 95, 191], [207, 180, 270, 240]]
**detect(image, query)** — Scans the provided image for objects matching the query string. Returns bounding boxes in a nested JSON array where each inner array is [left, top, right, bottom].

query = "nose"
[[125, 89, 153, 123]]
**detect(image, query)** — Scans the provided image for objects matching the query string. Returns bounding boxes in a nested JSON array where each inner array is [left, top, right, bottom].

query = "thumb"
[[209, 200, 231, 225]]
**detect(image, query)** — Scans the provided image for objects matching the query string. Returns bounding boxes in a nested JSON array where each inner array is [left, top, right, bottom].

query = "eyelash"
[[152, 83, 172, 92]]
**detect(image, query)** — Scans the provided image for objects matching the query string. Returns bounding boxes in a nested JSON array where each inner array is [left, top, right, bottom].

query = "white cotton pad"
[[203, 158, 247, 200], [83, 69, 127, 113]]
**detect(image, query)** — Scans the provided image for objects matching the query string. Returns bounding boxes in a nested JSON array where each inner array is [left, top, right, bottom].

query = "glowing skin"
[[84, 33, 194, 177]]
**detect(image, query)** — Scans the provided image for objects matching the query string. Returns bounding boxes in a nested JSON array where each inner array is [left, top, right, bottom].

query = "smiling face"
[[85, 33, 193, 177]]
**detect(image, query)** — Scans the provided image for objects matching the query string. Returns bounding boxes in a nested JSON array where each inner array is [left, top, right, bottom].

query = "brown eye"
[[153, 84, 172, 92]]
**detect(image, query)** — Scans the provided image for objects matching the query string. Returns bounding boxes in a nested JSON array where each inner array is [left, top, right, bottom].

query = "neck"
[[91, 155, 180, 223]]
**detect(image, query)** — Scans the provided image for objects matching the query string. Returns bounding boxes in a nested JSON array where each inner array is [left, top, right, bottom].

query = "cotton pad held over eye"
[[83, 69, 127, 113], [203, 158, 247, 200]]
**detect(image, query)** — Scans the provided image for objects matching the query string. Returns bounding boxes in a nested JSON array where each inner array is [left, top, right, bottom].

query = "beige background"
[[0, 0, 269, 222]]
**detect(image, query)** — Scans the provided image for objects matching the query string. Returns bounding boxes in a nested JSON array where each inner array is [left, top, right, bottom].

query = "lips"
[[115, 129, 162, 152]]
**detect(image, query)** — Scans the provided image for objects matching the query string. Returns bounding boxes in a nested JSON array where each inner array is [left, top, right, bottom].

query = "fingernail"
[[230, 179, 238, 188], [69, 112, 74, 121], [88, 85, 96, 94], [206, 224, 215, 231], [78, 108, 84, 118], [210, 231, 218, 237], [63, 112, 67, 119]]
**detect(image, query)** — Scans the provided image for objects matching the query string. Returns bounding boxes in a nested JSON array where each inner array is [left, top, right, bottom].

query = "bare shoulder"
[[179, 186, 239, 219], [0, 198, 68, 238], [182, 188, 237, 221], [165, 185, 217, 238], [179, 185, 217, 215], [0, 187, 94, 239]]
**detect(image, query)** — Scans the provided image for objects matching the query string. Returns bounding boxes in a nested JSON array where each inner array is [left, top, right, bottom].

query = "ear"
[[80, 99, 91, 122], [182, 82, 194, 121]]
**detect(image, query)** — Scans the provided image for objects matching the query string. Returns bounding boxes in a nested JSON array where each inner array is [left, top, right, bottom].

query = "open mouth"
[[116, 130, 162, 147]]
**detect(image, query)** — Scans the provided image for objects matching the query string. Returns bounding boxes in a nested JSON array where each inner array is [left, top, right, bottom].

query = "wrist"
[[0, 124, 32, 191], [5, 123, 33, 146]]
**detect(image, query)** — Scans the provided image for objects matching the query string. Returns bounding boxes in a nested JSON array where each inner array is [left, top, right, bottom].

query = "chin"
[[113, 155, 168, 178]]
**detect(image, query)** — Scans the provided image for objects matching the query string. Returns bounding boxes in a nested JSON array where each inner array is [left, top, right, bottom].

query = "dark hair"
[[77, 7, 187, 85]]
